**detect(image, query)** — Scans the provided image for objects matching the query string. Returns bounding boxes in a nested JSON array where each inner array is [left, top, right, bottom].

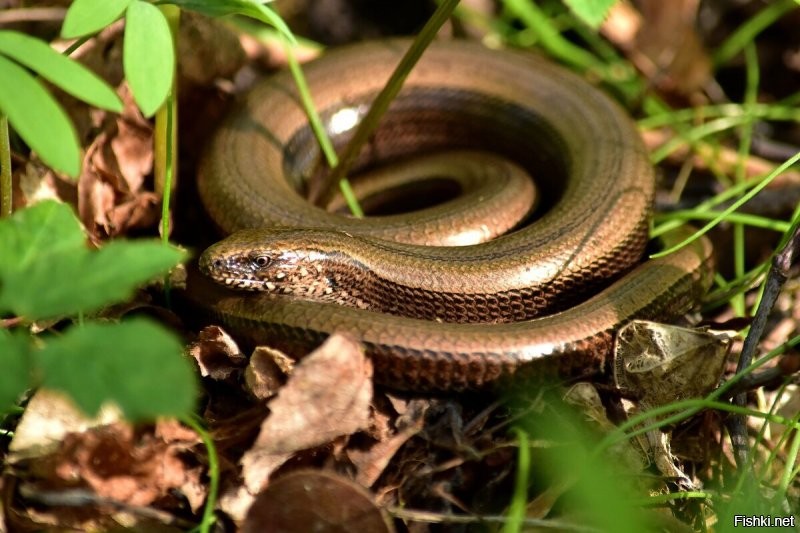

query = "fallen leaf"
[[189, 326, 247, 382], [244, 345, 296, 401], [241, 334, 372, 493], [242, 469, 394, 533]]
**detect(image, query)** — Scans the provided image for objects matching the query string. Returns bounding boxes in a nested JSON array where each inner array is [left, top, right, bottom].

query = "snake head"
[[198, 228, 339, 296]]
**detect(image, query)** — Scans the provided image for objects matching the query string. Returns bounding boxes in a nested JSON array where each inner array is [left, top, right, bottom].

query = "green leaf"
[[0, 31, 122, 112], [164, 0, 296, 44], [37, 318, 196, 420], [0, 200, 84, 275], [124, 1, 174, 117], [0, 200, 185, 320], [62, 0, 134, 39], [0, 55, 80, 176], [562, 0, 617, 29], [0, 329, 32, 415]]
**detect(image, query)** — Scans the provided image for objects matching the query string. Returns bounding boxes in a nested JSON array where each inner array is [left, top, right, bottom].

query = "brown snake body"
[[196, 39, 714, 390]]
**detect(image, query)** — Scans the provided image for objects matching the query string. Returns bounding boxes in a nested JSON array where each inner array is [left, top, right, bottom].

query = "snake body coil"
[[197, 39, 714, 390]]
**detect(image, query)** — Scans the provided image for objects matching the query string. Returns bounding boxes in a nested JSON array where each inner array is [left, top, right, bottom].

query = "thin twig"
[[727, 223, 800, 467]]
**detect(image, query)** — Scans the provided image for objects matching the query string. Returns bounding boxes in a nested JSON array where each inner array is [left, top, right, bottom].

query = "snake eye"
[[252, 255, 271, 268]]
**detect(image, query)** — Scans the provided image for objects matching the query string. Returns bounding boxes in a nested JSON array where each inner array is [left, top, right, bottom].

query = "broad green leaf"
[[0, 55, 80, 176], [62, 0, 134, 39], [562, 0, 617, 29], [124, 1, 174, 117], [37, 318, 196, 420], [0, 200, 185, 319], [0, 200, 84, 275], [0, 31, 122, 113], [0, 329, 32, 414], [164, 0, 296, 44], [0, 240, 185, 319]]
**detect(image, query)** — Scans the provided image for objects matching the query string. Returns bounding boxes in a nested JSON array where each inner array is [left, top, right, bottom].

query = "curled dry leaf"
[[613, 320, 732, 408], [613, 321, 734, 490], [563, 383, 650, 480], [241, 334, 372, 493], [242, 469, 394, 533], [189, 326, 247, 381], [77, 85, 159, 238], [244, 345, 296, 401]]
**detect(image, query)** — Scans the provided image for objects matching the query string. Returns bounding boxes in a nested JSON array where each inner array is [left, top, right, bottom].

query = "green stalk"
[[656, 210, 790, 233], [0, 114, 10, 217], [155, 5, 180, 241], [502, 427, 530, 533], [315, 0, 461, 206], [281, 39, 366, 216], [502, 0, 596, 70], [183, 416, 219, 533], [712, 0, 796, 67], [650, 150, 800, 258], [731, 42, 760, 316]]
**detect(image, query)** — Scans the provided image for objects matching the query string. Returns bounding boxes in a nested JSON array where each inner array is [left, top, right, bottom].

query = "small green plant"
[[0, 30, 122, 181], [0, 2, 305, 423], [0, 200, 195, 420]]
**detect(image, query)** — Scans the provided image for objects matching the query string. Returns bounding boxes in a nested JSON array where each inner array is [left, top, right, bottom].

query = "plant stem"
[[155, 4, 180, 241], [712, 0, 797, 67], [183, 416, 219, 533], [0, 114, 10, 217], [313, 0, 460, 206]]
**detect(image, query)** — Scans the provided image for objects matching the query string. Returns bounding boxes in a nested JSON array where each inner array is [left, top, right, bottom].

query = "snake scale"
[[196, 39, 714, 391]]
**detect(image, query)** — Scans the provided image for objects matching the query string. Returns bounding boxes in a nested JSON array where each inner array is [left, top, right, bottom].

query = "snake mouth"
[[199, 250, 285, 292], [218, 275, 284, 292]]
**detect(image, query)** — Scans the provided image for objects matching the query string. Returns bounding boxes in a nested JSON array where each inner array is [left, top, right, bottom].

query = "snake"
[[195, 39, 714, 391]]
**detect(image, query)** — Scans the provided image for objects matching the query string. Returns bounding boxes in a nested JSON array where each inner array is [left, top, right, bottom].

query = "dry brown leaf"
[[241, 334, 372, 493], [109, 88, 154, 193], [189, 326, 248, 382], [5, 417, 202, 532], [348, 420, 424, 489], [242, 470, 394, 533], [8, 390, 123, 464], [49, 422, 201, 508], [76, 85, 159, 238], [244, 346, 296, 401]]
